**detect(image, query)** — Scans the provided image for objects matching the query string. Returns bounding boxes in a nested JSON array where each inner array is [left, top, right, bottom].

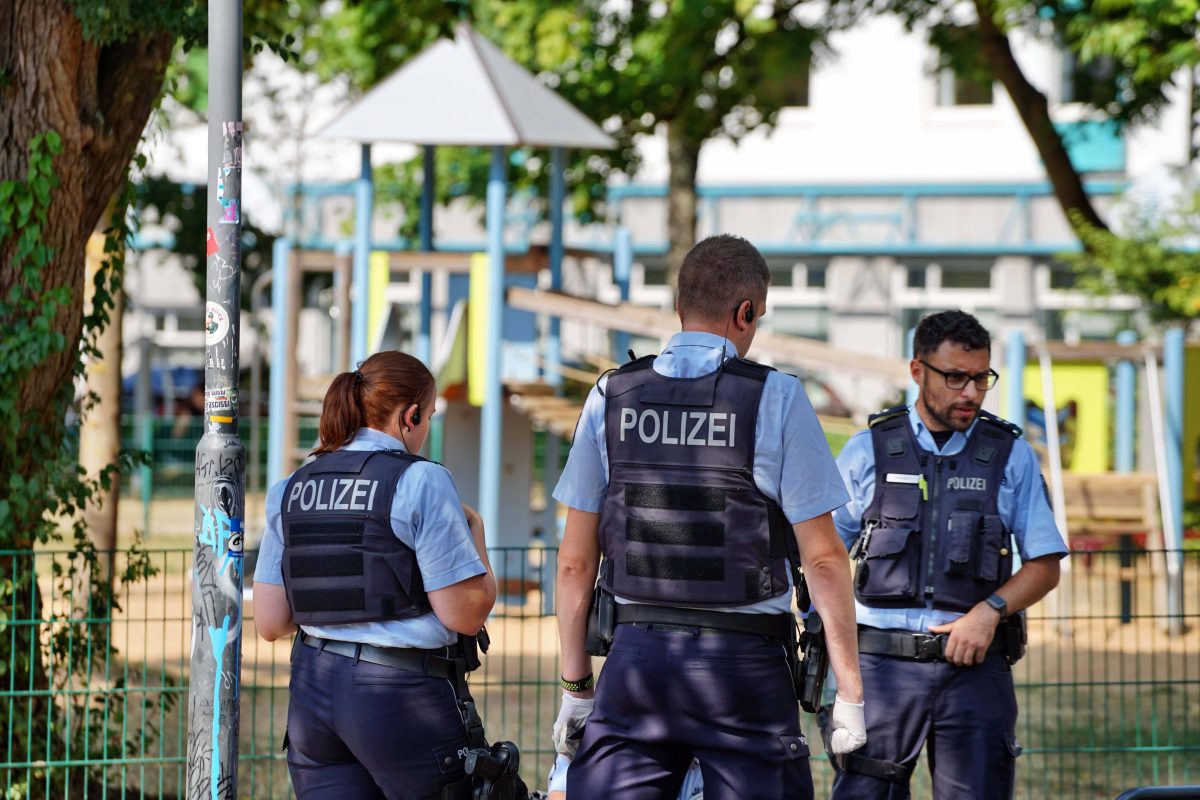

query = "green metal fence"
[[2, 547, 1197, 799]]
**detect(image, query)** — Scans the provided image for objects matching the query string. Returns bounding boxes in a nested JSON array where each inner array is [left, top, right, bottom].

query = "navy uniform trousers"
[[568, 623, 813, 800], [829, 651, 1021, 800], [286, 640, 470, 800]]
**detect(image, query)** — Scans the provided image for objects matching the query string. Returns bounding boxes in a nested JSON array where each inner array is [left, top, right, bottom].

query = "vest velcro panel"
[[292, 588, 366, 613], [289, 553, 364, 579], [625, 483, 726, 512], [287, 520, 364, 545], [627, 518, 725, 547], [627, 554, 725, 581]]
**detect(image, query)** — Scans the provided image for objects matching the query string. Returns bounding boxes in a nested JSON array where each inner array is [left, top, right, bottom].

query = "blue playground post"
[[613, 227, 633, 362], [268, 236, 291, 488], [905, 327, 917, 406], [546, 147, 565, 387], [479, 147, 506, 546], [1164, 328, 1185, 631], [417, 145, 435, 366], [1115, 330, 1138, 473], [542, 147, 567, 613], [1115, 329, 1138, 623], [1005, 330, 1026, 433], [351, 143, 372, 365]]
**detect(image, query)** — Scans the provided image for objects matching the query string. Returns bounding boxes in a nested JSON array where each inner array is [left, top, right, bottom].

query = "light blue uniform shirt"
[[832, 405, 1068, 633], [553, 331, 850, 615], [254, 427, 486, 649]]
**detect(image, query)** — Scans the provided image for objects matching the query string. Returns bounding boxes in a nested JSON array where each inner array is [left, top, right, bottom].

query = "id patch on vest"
[[945, 476, 987, 491]]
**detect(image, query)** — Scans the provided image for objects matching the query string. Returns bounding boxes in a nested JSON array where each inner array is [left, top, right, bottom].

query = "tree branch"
[[972, 0, 1109, 234]]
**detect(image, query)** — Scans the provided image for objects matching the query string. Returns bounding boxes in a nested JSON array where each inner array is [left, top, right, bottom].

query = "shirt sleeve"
[[1002, 439, 1069, 561], [832, 430, 874, 551], [552, 384, 609, 513], [404, 463, 487, 592], [252, 478, 290, 585], [775, 374, 851, 524]]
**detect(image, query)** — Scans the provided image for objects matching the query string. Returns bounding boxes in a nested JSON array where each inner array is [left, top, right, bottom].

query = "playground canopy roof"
[[318, 22, 616, 150]]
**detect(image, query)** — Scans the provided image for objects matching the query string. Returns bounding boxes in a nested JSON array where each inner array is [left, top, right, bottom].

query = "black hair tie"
[[353, 370, 364, 387]]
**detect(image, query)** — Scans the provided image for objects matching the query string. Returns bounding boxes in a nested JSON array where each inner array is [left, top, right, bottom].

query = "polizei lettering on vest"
[[287, 478, 380, 512], [945, 476, 987, 491], [618, 408, 737, 447]]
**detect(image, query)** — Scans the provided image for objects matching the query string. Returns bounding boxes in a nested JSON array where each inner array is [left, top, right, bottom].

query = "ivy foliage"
[[1, 131, 162, 795]]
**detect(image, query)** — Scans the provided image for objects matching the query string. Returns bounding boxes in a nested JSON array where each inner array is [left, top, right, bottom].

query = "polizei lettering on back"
[[618, 408, 737, 447], [286, 478, 380, 512], [945, 476, 987, 491]]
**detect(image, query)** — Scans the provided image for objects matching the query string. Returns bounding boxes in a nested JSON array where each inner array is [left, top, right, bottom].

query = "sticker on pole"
[[204, 387, 238, 415], [205, 302, 231, 346]]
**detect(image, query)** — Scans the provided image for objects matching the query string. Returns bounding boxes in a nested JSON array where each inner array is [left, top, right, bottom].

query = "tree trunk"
[[973, 0, 1109, 234], [665, 119, 702, 290], [79, 216, 125, 579], [0, 0, 173, 539]]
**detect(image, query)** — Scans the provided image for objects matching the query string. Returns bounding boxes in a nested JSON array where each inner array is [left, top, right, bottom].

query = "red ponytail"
[[312, 352, 436, 456]]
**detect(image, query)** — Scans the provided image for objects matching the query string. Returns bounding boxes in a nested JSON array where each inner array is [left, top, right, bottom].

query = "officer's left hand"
[[928, 603, 1001, 666]]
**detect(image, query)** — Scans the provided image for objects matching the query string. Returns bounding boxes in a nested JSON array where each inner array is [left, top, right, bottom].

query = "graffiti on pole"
[[187, 105, 246, 800]]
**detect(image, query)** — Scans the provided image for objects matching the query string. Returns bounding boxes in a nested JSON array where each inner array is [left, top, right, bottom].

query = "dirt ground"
[[15, 505, 1198, 799]]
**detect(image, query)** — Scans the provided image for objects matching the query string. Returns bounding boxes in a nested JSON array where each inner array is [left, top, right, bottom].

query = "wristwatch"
[[984, 593, 1009, 619]]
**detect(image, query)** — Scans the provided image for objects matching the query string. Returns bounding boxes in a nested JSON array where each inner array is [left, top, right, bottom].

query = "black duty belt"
[[857, 626, 1006, 662], [615, 603, 793, 641], [299, 632, 457, 679]]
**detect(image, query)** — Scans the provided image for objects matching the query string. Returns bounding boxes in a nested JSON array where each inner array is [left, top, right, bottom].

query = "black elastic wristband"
[[560, 673, 594, 692]]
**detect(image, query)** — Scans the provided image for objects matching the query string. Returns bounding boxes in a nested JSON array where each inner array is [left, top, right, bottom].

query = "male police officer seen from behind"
[[553, 234, 867, 800], [829, 310, 1067, 800], [253, 351, 498, 800]]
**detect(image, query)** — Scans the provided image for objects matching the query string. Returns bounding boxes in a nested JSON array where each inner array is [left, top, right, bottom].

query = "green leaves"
[[1065, 186, 1200, 323]]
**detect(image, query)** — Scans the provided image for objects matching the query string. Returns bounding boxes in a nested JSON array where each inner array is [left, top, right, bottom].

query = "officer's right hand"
[[552, 693, 594, 759], [828, 695, 867, 755]]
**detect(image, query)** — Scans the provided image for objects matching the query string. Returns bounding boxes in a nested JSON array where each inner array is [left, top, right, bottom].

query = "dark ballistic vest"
[[281, 449, 432, 625], [598, 356, 793, 607], [854, 406, 1019, 613]]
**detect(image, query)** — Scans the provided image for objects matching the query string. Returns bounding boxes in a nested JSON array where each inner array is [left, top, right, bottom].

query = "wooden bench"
[[1061, 472, 1160, 546]]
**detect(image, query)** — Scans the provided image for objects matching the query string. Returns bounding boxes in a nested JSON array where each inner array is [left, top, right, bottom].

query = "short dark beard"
[[919, 384, 977, 432]]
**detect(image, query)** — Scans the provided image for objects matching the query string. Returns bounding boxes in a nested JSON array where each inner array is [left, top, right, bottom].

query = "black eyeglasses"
[[919, 360, 999, 391]]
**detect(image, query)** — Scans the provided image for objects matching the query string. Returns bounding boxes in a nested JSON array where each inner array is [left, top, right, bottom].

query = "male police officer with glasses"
[[829, 310, 1067, 800], [552, 234, 867, 800]]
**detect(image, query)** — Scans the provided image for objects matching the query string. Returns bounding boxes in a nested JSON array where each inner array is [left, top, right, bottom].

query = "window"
[[1048, 263, 1076, 289], [932, 25, 993, 106], [806, 264, 827, 289], [769, 307, 829, 341], [1061, 49, 1117, 106], [940, 261, 992, 289], [905, 265, 927, 289], [937, 68, 994, 106]]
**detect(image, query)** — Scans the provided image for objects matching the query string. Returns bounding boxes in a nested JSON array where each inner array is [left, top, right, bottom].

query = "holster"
[[794, 610, 829, 713], [585, 584, 616, 656], [1001, 611, 1027, 665], [463, 741, 530, 800]]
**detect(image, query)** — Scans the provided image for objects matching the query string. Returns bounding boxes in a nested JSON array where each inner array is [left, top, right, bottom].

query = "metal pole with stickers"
[[186, 0, 246, 796]]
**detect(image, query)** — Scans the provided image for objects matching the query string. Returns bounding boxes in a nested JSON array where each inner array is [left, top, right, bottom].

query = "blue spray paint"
[[207, 614, 231, 800]]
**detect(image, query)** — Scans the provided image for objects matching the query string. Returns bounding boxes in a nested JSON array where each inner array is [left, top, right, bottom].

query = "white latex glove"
[[828, 695, 867, 755], [551, 692, 594, 758]]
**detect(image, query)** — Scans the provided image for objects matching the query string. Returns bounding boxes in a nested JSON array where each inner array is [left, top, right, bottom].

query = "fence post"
[[186, 2, 245, 796]]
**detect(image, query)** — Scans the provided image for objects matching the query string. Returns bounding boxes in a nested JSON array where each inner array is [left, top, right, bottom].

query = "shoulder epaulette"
[[615, 354, 656, 374], [868, 405, 909, 428], [975, 410, 1021, 439], [722, 357, 774, 381]]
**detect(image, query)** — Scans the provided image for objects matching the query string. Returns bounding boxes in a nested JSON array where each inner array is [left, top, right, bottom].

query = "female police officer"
[[253, 351, 497, 800]]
